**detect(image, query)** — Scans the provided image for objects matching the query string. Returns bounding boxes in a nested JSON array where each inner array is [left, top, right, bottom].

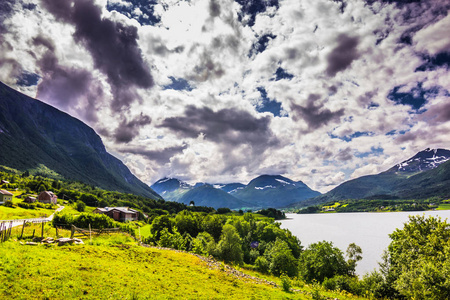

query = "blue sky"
[[0, 0, 449, 192]]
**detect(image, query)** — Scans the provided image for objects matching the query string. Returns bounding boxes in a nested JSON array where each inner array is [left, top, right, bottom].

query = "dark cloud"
[[189, 51, 225, 82], [114, 113, 152, 143], [290, 94, 345, 130], [119, 145, 187, 163], [0, 0, 15, 34], [336, 147, 353, 161], [326, 34, 359, 77], [209, 0, 221, 18], [41, 0, 153, 112], [158, 105, 279, 151], [331, 0, 347, 13], [33, 35, 99, 121]]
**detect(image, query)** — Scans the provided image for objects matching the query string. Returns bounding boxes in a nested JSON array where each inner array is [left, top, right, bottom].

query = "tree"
[[76, 200, 86, 212], [383, 215, 450, 299], [346, 243, 362, 275], [299, 241, 349, 283], [217, 224, 243, 264], [266, 238, 298, 277]]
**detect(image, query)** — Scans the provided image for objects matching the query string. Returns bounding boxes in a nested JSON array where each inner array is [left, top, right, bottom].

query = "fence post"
[[20, 221, 25, 239], [89, 224, 92, 244], [71, 225, 75, 239], [56, 226, 59, 238], [41, 222, 44, 238]]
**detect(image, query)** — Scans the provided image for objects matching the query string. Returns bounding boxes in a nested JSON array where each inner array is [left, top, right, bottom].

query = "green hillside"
[[0, 82, 160, 199]]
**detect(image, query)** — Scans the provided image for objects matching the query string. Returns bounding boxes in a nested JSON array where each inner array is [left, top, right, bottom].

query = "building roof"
[[96, 207, 138, 214], [0, 190, 13, 196], [39, 191, 57, 197]]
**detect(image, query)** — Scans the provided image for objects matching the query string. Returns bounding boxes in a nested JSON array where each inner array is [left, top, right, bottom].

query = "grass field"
[[437, 203, 450, 210], [0, 229, 364, 300]]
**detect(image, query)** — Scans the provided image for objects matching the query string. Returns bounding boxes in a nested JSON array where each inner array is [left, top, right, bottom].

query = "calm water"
[[278, 210, 450, 276]]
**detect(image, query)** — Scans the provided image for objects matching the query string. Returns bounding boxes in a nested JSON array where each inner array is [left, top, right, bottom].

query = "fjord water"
[[279, 210, 450, 276]]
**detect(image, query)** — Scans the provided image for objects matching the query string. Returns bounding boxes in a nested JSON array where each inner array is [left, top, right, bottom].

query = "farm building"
[[24, 196, 36, 203], [38, 191, 57, 204], [0, 190, 13, 203], [93, 207, 139, 222]]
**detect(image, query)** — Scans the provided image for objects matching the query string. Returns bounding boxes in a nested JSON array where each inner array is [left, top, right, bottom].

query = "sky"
[[1, 0, 450, 193]]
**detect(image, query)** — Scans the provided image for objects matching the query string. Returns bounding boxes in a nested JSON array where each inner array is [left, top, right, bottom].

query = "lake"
[[278, 210, 450, 276]]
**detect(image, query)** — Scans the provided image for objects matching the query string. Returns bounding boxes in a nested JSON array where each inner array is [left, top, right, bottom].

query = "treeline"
[[0, 169, 213, 216], [299, 198, 441, 214], [143, 210, 362, 282]]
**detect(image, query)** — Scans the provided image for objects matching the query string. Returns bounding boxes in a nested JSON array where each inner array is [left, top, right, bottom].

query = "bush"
[[299, 241, 349, 283], [254, 256, 269, 274], [18, 202, 36, 209], [3, 200, 14, 207], [280, 274, 291, 292], [76, 200, 86, 212]]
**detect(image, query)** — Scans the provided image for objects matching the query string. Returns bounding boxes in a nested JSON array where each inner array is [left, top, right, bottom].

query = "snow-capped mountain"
[[151, 175, 321, 209], [386, 148, 450, 174]]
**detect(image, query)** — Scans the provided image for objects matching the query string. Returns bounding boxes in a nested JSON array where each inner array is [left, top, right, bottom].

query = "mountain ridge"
[[0, 81, 161, 199], [151, 174, 321, 209]]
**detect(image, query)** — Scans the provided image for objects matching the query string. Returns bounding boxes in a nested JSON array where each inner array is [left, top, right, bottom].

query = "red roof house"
[[38, 191, 57, 204]]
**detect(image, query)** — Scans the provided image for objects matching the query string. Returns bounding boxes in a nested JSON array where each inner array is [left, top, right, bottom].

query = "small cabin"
[[93, 207, 139, 222], [24, 196, 37, 203], [38, 191, 58, 205], [0, 189, 13, 204]]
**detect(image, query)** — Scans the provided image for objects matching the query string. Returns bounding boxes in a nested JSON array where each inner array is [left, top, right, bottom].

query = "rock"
[[25, 242, 38, 246]]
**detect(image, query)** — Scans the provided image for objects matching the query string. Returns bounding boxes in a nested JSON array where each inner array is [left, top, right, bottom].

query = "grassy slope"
[[0, 191, 55, 220], [0, 241, 363, 300]]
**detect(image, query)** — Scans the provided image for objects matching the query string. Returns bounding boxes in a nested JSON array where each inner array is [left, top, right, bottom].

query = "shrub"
[[4, 200, 14, 207], [280, 274, 291, 292], [254, 256, 269, 274]]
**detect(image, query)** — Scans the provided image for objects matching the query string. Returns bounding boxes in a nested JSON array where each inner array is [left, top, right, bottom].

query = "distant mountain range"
[[151, 175, 321, 209], [299, 148, 450, 207], [0, 81, 161, 199]]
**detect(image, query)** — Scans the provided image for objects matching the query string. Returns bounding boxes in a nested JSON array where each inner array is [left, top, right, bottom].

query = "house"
[[24, 196, 37, 203], [93, 207, 139, 222], [0, 189, 13, 204], [38, 191, 58, 204]]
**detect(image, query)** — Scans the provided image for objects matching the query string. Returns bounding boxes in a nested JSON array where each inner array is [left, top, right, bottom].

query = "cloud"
[[41, 0, 154, 112], [119, 144, 188, 164], [158, 105, 279, 150], [114, 113, 152, 143], [326, 33, 360, 77], [290, 94, 345, 131]]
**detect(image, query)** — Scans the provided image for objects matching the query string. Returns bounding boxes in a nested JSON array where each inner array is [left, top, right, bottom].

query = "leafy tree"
[[383, 215, 450, 299], [346, 243, 362, 276], [192, 232, 215, 256], [266, 238, 298, 277], [217, 224, 243, 264], [76, 200, 86, 212], [299, 241, 349, 283]]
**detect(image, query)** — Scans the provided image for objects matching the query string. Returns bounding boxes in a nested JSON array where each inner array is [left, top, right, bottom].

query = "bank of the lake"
[[278, 210, 450, 276]]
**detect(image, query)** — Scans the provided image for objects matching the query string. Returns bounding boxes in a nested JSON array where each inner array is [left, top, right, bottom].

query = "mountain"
[[0, 81, 161, 199], [305, 148, 450, 205], [150, 178, 191, 202], [151, 175, 320, 209], [214, 183, 246, 194], [178, 184, 251, 209], [384, 148, 450, 174], [232, 175, 321, 208]]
